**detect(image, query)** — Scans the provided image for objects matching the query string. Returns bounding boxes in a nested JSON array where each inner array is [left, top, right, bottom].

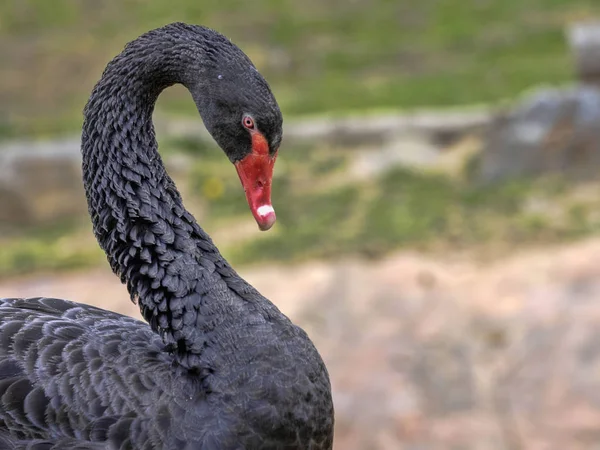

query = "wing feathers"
[[0, 297, 174, 448]]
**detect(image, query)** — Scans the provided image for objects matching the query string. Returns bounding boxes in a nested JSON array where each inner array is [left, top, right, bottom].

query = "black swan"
[[0, 23, 334, 449]]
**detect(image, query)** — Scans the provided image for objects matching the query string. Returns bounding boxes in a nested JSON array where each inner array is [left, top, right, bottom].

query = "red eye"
[[243, 116, 255, 130]]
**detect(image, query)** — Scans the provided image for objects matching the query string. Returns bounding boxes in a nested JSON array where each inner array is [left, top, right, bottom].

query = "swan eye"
[[242, 116, 255, 130]]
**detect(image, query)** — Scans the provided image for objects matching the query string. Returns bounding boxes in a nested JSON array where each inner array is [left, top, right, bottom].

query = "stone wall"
[[0, 108, 493, 227]]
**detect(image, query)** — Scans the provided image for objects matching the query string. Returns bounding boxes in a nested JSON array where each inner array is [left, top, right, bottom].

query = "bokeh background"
[[3, 1, 600, 448]]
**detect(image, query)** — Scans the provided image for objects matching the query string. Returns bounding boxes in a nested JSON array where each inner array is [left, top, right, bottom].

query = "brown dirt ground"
[[4, 238, 600, 449]]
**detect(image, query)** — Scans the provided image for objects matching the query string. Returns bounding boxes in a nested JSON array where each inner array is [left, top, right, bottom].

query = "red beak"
[[234, 133, 277, 231]]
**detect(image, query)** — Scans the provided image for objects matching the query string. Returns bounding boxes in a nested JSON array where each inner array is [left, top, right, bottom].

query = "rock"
[[0, 139, 196, 228], [156, 108, 493, 150], [0, 109, 494, 227], [567, 21, 600, 87], [480, 86, 600, 183], [0, 138, 87, 226], [348, 133, 441, 180]]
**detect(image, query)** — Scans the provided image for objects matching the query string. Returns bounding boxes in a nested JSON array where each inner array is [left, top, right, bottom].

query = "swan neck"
[[80, 26, 257, 369]]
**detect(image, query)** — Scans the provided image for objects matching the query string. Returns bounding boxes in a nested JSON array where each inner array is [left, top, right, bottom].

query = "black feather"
[[0, 22, 333, 450]]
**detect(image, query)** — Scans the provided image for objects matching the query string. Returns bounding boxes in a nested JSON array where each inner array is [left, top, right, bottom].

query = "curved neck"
[[81, 25, 265, 369]]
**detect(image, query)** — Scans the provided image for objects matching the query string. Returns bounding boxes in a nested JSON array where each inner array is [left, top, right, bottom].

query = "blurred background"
[[3, 0, 600, 448]]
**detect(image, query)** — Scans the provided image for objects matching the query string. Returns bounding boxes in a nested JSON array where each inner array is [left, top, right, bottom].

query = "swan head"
[[190, 57, 283, 232]]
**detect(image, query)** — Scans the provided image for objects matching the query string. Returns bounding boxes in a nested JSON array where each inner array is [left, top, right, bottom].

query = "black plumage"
[[0, 23, 333, 449]]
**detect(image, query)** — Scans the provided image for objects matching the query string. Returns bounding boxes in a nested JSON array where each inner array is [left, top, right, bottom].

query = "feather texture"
[[0, 22, 333, 449]]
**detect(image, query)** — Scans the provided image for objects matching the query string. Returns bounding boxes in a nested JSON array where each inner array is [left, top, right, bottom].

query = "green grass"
[[2, 148, 600, 278], [0, 223, 104, 277], [229, 167, 600, 265], [1, 0, 600, 137]]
